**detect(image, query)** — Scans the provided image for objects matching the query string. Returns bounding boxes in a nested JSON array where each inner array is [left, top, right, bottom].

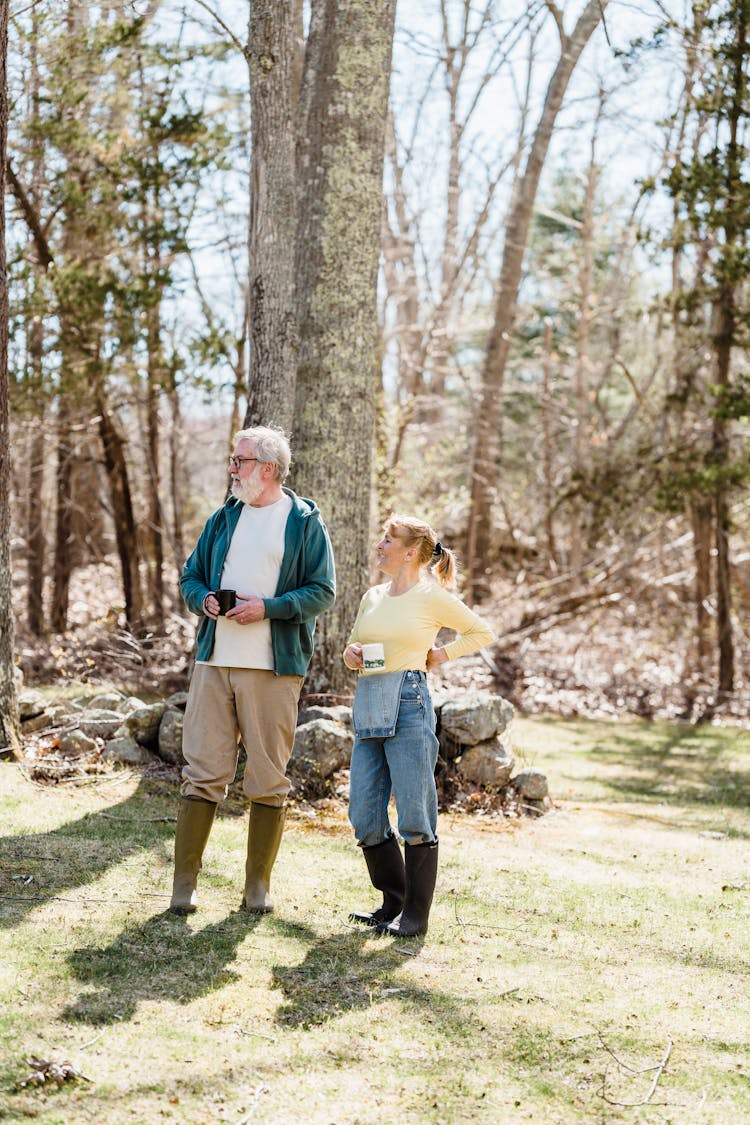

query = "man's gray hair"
[[234, 425, 292, 482]]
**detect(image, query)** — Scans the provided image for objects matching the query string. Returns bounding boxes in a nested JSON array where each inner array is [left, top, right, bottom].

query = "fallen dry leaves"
[[16, 1056, 91, 1089]]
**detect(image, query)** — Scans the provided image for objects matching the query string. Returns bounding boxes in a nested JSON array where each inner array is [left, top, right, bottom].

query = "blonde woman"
[[343, 515, 495, 938]]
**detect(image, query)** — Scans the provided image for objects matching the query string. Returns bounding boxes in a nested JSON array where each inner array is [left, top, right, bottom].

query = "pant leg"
[[348, 733, 396, 848], [180, 664, 241, 804], [231, 669, 303, 806], [384, 672, 439, 845]]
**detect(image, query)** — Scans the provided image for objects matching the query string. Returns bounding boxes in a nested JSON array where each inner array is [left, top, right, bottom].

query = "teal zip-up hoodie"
[[179, 489, 336, 675]]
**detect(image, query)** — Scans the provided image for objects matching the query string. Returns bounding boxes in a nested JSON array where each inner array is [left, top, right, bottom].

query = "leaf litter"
[[16, 1055, 91, 1089]]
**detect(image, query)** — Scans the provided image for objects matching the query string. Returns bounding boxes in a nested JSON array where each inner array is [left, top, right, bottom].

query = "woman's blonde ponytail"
[[384, 515, 459, 589]]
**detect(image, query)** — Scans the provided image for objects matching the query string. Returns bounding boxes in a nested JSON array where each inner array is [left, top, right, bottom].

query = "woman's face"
[[375, 528, 413, 574]]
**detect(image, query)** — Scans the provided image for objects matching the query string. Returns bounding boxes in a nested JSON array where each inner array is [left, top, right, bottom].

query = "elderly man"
[[170, 425, 335, 915]]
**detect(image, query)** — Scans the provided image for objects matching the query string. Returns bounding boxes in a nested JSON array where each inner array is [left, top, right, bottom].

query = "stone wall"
[[16, 682, 550, 814]]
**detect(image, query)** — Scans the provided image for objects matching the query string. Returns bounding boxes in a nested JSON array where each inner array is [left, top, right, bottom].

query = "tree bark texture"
[[293, 0, 397, 695], [0, 0, 20, 755], [245, 0, 300, 433], [465, 0, 607, 599]]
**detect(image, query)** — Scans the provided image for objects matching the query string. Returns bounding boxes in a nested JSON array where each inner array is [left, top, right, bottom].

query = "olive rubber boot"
[[169, 797, 217, 915], [349, 835, 406, 926], [241, 801, 286, 913], [379, 840, 438, 938]]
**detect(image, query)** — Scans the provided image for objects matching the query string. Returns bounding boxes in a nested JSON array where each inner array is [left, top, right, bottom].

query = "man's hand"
[[226, 596, 265, 624], [202, 593, 219, 619]]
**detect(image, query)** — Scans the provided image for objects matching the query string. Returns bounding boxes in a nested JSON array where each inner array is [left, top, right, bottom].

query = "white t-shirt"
[[201, 493, 292, 670]]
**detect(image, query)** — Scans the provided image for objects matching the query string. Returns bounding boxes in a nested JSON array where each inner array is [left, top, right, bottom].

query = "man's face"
[[229, 441, 265, 504]]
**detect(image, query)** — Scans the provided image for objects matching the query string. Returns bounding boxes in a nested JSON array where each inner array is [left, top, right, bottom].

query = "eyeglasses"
[[228, 456, 261, 470]]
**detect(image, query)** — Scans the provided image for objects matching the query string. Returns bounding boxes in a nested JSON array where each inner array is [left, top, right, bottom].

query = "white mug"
[[361, 642, 386, 670]]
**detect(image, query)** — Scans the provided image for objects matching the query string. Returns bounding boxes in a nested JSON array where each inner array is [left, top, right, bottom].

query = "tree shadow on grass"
[[0, 775, 241, 929], [576, 723, 750, 827], [270, 924, 477, 1039], [62, 908, 262, 1025]]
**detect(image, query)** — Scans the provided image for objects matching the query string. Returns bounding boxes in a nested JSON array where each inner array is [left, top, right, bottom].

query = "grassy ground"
[[1, 715, 749, 1124]]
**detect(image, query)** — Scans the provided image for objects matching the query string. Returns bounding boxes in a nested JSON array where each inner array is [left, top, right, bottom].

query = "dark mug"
[[216, 589, 237, 616]]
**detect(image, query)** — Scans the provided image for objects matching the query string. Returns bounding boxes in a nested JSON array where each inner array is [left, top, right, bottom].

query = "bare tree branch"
[[188, 0, 247, 57], [5, 159, 53, 268]]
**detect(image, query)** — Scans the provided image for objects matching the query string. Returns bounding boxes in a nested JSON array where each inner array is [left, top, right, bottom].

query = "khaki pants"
[[180, 665, 303, 806]]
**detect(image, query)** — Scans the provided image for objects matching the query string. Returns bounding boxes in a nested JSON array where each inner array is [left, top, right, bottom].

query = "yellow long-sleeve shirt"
[[347, 577, 495, 674]]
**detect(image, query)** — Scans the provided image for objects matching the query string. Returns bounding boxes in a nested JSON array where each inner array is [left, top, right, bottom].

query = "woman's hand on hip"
[[426, 646, 448, 672]]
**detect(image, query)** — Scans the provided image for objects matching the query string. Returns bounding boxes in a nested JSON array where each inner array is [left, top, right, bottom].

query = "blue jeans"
[[349, 671, 439, 847]]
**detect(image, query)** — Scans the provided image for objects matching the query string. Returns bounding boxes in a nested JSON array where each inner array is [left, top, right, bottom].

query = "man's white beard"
[[232, 475, 264, 505]]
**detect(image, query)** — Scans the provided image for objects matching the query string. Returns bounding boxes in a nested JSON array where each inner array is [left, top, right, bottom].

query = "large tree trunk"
[[293, 0, 397, 696], [465, 0, 607, 599], [244, 0, 301, 432], [0, 0, 20, 756]]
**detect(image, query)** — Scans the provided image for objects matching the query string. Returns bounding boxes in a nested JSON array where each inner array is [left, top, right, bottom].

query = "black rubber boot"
[[169, 797, 217, 915], [379, 840, 438, 938], [349, 835, 406, 926]]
